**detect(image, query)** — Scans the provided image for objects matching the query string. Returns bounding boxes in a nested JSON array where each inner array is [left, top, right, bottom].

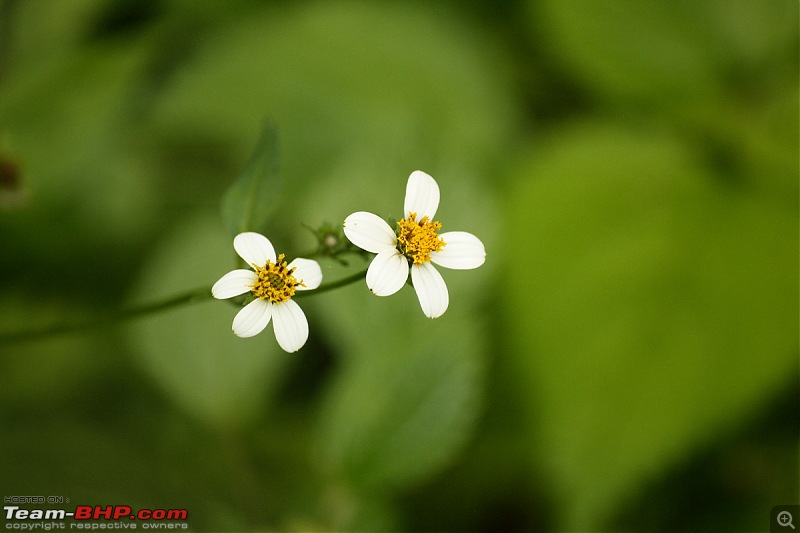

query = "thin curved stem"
[[293, 268, 367, 299], [0, 287, 212, 347], [0, 268, 369, 347]]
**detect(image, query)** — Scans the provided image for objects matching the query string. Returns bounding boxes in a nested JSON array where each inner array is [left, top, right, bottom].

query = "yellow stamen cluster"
[[396, 212, 446, 265], [250, 254, 305, 303]]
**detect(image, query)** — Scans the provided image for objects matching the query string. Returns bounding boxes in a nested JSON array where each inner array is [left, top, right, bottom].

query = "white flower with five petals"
[[211, 232, 322, 353], [343, 171, 486, 318]]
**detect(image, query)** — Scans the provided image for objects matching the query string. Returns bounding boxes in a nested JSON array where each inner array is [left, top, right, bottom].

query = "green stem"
[[0, 268, 368, 346], [0, 287, 212, 347], [293, 269, 367, 298]]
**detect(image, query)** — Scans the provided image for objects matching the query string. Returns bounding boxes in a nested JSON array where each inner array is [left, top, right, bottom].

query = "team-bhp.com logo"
[[5, 505, 188, 530]]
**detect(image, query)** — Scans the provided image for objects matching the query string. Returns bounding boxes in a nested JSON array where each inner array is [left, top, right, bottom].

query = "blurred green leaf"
[[5, 0, 109, 65], [715, 87, 799, 203], [149, 2, 519, 185], [532, 0, 797, 104], [0, 18, 158, 247], [503, 124, 797, 529], [221, 122, 282, 236], [533, 0, 718, 102], [314, 283, 486, 494], [688, 0, 798, 67], [125, 212, 291, 430]]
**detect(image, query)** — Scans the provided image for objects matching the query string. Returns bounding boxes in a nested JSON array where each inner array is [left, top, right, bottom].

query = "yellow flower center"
[[250, 254, 305, 303], [396, 212, 446, 265]]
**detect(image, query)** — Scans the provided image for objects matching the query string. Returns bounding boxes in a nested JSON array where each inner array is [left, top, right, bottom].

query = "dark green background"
[[1, 1, 797, 531]]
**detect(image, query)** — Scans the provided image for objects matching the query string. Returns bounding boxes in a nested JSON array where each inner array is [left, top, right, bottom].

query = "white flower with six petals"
[[211, 232, 322, 352], [343, 171, 486, 318]]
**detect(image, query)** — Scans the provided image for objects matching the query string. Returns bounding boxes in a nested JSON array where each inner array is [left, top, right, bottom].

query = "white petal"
[[430, 231, 486, 270], [271, 299, 309, 353], [366, 249, 409, 296], [234, 232, 276, 267], [211, 269, 257, 299], [288, 258, 322, 290], [231, 298, 272, 338], [411, 262, 449, 318], [403, 170, 440, 221], [343, 211, 397, 254]]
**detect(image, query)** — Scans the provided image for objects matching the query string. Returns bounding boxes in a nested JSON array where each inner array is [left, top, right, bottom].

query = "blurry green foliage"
[[504, 124, 797, 529], [315, 284, 486, 493], [0, 0, 796, 531], [534, 0, 797, 104]]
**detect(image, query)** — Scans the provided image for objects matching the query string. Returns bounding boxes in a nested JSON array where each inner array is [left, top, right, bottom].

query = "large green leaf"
[[314, 284, 486, 494], [532, 0, 798, 104], [220, 122, 282, 236], [149, 2, 519, 186], [502, 124, 797, 529]]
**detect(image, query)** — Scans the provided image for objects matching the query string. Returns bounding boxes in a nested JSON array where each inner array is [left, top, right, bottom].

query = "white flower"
[[343, 170, 486, 318], [211, 232, 322, 353]]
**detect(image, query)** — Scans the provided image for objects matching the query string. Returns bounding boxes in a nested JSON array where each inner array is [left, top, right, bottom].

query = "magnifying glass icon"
[[778, 510, 796, 530]]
